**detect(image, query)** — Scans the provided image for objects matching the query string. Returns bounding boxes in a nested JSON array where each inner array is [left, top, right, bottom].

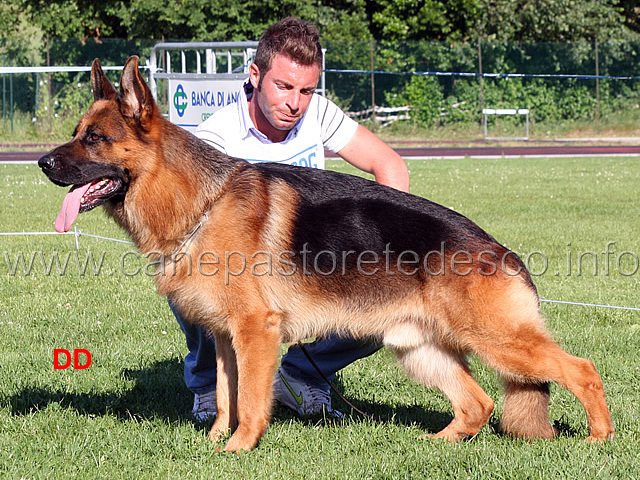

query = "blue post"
[[10, 60, 14, 134], [2, 56, 5, 121]]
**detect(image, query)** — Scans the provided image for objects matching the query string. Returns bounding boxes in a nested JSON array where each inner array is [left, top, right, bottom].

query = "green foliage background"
[[1, 0, 640, 139]]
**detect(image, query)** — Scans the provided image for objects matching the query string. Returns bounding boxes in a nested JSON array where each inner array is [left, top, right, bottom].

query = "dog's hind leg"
[[481, 333, 614, 442], [221, 310, 282, 452], [392, 341, 494, 442], [467, 278, 614, 441]]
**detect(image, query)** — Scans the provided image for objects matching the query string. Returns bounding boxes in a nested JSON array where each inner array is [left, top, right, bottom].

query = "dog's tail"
[[500, 379, 556, 439]]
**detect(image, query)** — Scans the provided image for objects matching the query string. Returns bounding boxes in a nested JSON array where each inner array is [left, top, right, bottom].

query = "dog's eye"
[[86, 133, 104, 144]]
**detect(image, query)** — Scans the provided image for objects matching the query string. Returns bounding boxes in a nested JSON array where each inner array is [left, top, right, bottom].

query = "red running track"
[[2, 144, 640, 162]]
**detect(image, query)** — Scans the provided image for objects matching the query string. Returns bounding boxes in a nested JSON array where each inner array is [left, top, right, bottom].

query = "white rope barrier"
[[0, 227, 134, 249], [540, 298, 640, 312]]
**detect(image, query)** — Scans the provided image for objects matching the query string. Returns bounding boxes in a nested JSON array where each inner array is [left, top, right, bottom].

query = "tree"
[[46, 0, 320, 41], [15, 0, 639, 45], [20, 0, 123, 41], [365, 0, 481, 42], [476, 0, 628, 42], [618, 0, 640, 34], [0, 3, 44, 66]]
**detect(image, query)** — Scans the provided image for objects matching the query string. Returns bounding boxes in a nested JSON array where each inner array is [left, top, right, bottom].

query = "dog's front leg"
[[223, 311, 282, 452], [208, 333, 238, 445]]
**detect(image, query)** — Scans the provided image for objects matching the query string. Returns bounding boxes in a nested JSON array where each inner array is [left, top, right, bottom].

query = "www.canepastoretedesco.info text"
[[3, 242, 638, 279]]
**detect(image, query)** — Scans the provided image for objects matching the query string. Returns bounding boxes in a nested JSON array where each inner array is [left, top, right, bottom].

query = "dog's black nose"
[[38, 155, 55, 171]]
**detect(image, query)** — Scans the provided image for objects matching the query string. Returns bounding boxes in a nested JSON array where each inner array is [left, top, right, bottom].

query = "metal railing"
[[147, 41, 260, 101]]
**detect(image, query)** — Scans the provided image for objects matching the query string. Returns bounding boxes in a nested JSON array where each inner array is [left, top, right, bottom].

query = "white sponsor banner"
[[168, 78, 246, 132]]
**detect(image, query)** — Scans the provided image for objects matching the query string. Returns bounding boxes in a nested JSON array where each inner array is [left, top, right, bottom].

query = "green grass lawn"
[[1, 157, 639, 479]]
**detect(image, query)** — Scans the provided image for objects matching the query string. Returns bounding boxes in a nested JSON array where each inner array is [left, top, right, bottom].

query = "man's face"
[[249, 53, 321, 135]]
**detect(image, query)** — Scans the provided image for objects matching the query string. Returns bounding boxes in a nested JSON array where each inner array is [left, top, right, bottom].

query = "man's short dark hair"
[[253, 17, 323, 76]]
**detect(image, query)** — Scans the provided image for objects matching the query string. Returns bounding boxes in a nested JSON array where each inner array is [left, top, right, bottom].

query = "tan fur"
[[501, 381, 555, 439], [39, 56, 615, 452]]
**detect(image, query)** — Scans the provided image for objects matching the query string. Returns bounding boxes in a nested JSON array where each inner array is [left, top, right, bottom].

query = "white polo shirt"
[[194, 80, 358, 170]]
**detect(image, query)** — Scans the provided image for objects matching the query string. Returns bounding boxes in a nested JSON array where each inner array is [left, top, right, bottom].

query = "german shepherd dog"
[[39, 56, 614, 452]]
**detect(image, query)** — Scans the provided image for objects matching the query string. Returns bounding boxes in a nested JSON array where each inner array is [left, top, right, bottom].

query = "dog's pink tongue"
[[54, 183, 92, 233]]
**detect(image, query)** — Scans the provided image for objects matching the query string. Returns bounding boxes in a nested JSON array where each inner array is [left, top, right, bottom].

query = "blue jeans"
[[170, 300, 382, 394]]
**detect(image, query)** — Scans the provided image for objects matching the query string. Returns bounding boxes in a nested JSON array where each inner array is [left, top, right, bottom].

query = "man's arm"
[[337, 125, 410, 193]]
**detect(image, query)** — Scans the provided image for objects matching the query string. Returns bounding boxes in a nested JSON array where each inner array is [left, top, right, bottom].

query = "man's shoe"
[[192, 390, 217, 422], [274, 367, 343, 419]]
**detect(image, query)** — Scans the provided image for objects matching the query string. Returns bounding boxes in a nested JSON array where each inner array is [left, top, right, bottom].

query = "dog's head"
[[39, 56, 158, 232]]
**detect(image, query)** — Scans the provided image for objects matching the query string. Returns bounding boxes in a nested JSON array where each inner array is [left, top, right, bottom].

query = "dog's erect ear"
[[119, 55, 155, 124], [91, 58, 118, 101]]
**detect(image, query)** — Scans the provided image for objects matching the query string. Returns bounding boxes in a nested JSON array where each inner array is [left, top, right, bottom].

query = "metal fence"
[[1, 39, 640, 137]]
